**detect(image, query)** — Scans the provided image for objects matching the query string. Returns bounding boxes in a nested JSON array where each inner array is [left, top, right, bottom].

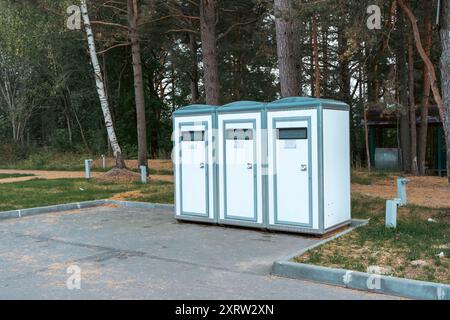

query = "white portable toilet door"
[[272, 117, 312, 227], [222, 121, 257, 221], [179, 123, 209, 217]]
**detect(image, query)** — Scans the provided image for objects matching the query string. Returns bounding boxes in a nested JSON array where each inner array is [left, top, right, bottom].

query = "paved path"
[[0, 206, 398, 299], [0, 169, 173, 184]]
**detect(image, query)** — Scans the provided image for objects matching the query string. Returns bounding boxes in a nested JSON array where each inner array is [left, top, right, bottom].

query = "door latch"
[[200, 163, 205, 169], [247, 163, 253, 170], [301, 164, 308, 172]]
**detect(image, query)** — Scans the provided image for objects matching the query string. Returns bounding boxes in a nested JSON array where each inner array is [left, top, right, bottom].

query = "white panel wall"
[[174, 115, 215, 219], [267, 110, 319, 230], [218, 112, 263, 224], [323, 109, 351, 229]]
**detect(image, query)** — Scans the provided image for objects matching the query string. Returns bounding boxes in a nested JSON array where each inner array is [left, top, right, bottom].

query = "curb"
[[272, 261, 450, 300], [0, 200, 107, 220], [0, 200, 174, 221], [105, 200, 174, 211]]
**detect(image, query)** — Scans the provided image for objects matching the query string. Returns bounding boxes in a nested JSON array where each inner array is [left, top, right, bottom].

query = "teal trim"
[[267, 97, 348, 111], [218, 101, 265, 113], [317, 105, 325, 233], [272, 116, 313, 228], [222, 119, 258, 223], [261, 108, 269, 229], [178, 121, 210, 218], [174, 104, 217, 116]]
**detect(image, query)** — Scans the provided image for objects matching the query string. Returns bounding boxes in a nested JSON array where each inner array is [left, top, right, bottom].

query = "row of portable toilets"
[[173, 97, 351, 235]]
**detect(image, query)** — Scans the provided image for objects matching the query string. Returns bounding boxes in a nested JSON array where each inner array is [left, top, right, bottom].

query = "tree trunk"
[[418, 1, 433, 175], [322, 28, 328, 97], [128, 0, 148, 169], [440, 0, 450, 183], [200, 0, 220, 105], [312, 17, 320, 98], [188, 33, 200, 103], [80, 0, 125, 169], [398, 0, 450, 182], [397, 13, 411, 172], [408, 31, 419, 174], [274, 0, 300, 97]]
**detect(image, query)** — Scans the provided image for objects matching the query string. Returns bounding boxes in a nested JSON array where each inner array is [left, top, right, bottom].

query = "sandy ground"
[[91, 159, 173, 171], [352, 175, 450, 209], [0, 169, 173, 184]]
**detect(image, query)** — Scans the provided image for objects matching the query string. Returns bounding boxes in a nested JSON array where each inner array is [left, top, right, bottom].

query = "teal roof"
[[217, 101, 265, 112], [267, 97, 348, 110], [173, 104, 217, 115]]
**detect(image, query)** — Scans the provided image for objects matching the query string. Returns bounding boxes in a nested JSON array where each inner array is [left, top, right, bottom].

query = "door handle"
[[301, 164, 308, 172], [200, 163, 205, 169], [247, 163, 253, 170]]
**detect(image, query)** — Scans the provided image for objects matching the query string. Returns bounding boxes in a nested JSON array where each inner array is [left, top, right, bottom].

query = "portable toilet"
[[173, 104, 217, 223], [265, 97, 351, 235], [216, 101, 265, 228]]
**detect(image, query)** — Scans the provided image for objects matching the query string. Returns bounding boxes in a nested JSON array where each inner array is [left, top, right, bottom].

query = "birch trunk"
[[128, 0, 148, 168], [274, 0, 300, 97], [80, 0, 125, 169]]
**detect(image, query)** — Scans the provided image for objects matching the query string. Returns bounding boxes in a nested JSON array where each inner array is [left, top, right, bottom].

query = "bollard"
[[397, 177, 409, 206], [386, 198, 401, 228], [140, 165, 147, 184], [85, 159, 92, 179], [101, 155, 106, 169]]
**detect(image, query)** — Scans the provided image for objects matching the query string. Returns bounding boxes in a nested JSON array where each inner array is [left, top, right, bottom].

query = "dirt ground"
[[91, 159, 173, 171], [0, 168, 174, 184], [353, 175, 450, 209]]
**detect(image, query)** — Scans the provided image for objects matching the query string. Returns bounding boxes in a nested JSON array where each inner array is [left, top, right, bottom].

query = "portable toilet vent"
[[173, 98, 351, 235]]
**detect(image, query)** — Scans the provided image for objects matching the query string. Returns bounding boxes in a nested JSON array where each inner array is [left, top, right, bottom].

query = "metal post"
[[140, 165, 147, 184], [85, 159, 92, 179], [101, 154, 106, 169], [386, 198, 401, 228], [397, 177, 409, 206]]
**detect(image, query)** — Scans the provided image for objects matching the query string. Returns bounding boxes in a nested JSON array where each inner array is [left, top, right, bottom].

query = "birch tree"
[[80, 0, 126, 169]]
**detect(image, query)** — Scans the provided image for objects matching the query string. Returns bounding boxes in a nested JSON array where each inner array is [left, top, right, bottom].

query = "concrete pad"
[[0, 206, 398, 299]]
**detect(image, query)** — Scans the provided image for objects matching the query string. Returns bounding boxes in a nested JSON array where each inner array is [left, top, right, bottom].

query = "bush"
[[0, 142, 30, 165]]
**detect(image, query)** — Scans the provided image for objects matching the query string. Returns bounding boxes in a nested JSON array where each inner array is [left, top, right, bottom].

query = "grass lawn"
[[0, 178, 173, 212], [0, 173, 35, 179], [350, 169, 401, 185], [295, 193, 450, 284]]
